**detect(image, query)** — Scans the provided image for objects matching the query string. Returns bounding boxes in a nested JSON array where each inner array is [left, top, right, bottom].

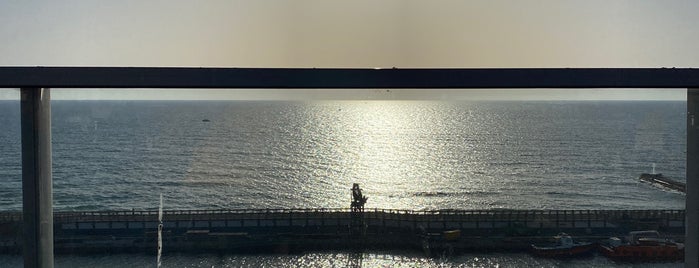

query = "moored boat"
[[599, 230, 684, 262], [530, 233, 595, 258], [421, 229, 460, 258]]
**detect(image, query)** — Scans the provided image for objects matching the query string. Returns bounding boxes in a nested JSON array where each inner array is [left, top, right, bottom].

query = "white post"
[[157, 194, 163, 267]]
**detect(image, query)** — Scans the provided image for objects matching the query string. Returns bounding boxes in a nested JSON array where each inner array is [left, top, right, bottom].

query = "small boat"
[[530, 233, 595, 258], [202, 119, 210, 122], [599, 230, 684, 262], [420, 229, 460, 258]]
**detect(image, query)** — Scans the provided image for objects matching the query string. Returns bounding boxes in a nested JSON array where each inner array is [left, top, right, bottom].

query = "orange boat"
[[599, 231, 684, 262], [530, 233, 596, 258]]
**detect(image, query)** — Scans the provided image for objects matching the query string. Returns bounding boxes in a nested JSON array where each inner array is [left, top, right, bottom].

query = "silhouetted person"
[[351, 183, 368, 212]]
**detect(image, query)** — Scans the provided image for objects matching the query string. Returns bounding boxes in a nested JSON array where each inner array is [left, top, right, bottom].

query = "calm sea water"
[[0, 100, 686, 267], [0, 100, 686, 211]]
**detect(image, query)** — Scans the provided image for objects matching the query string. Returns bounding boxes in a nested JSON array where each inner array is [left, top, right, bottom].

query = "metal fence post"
[[687, 88, 699, 268], [21, 88, 53, 268]]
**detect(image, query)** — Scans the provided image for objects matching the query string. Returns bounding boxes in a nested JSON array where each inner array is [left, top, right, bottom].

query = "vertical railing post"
[[687, 88, 699, 268], [21, 88, 53, 268]]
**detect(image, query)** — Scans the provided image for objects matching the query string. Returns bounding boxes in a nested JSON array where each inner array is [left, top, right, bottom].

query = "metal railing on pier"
[[0, 208, 686, 225]]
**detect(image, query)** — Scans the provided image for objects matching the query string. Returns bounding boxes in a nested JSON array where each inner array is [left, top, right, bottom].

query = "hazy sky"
[[1, 1, 697, 99]]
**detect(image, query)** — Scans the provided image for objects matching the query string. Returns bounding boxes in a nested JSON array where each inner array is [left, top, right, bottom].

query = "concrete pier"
[[0, 208, 685, 255], [639, 173, 686, 193]]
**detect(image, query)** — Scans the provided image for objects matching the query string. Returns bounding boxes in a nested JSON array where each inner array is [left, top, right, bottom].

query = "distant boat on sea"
[[202, 119, 210, 122]]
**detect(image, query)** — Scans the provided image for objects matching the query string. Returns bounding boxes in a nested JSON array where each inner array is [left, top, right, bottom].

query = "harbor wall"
[[0, 209, 685, 254]]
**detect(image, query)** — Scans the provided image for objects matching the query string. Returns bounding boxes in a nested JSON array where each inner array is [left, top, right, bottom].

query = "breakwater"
[[639, 173, 686, 193], [0, 209, 685, 255]]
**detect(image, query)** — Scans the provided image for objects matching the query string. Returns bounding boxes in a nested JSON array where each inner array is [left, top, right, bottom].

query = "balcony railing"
[[1, 67, 698, 267]]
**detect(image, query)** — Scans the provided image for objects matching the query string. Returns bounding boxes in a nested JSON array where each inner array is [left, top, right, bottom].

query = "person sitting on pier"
[[351, 183, 368, 212]]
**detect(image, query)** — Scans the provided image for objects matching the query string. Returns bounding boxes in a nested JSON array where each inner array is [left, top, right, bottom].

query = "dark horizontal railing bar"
[[0, 67, 698, 88]]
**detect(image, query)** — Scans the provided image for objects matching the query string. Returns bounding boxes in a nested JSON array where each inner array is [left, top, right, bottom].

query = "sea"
[[0, 100, 686, 267]]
